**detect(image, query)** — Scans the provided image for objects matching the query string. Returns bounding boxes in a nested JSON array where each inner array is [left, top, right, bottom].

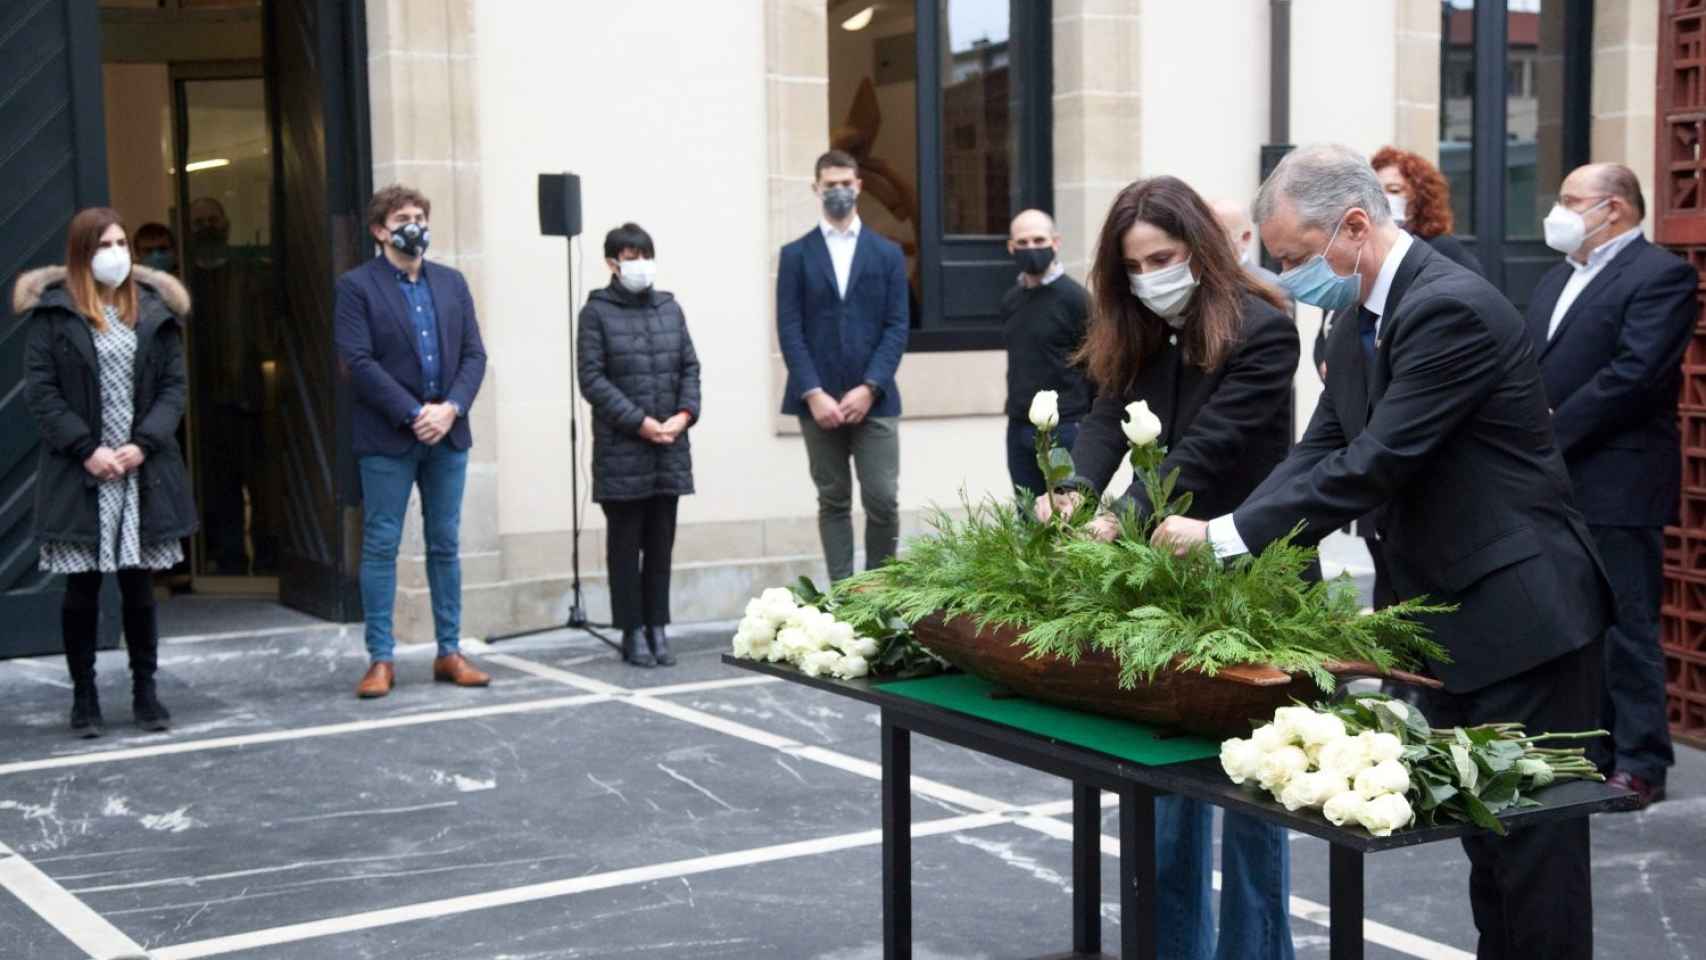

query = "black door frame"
[[1464, 0, 1594, 306]]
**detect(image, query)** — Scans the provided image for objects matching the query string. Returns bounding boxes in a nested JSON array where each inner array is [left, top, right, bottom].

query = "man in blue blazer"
[[1528, 163, 1697, 808], [334, 185, 490, 698], [777, 150, 910, 582]]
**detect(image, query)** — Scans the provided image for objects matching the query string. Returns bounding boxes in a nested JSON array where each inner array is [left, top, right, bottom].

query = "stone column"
[[1394, 0, 1442, 157], [1592, 0, 1660, 209], [1052, 0, 1141, 277], [365, 0, 502, 645]]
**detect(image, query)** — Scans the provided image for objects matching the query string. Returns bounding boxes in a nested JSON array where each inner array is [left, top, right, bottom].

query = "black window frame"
[[909, 0, 1052, 352]]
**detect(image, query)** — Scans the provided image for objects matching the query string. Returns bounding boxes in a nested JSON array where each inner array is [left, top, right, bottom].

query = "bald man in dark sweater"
[[1003, 209, 1093, 496]]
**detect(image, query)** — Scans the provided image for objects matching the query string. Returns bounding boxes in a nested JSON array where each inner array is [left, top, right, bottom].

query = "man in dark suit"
[[1154, 145, 1612, 960], [1528, 162, 1695, 808], [334, 185, 490, 699], [777, 149, 909, 582]]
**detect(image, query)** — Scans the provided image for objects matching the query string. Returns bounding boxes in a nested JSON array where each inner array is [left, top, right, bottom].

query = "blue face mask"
[[1277, 213, 1364, 312]]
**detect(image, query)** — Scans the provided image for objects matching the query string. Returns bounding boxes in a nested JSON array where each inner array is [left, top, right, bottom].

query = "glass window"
[[939, 0, 1013, 236], [1440, 0, 1476, 235], [1506, 0, 1568, 241]]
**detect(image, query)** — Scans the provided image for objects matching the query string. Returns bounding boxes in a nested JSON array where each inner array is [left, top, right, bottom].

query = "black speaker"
[[538, 172, 582, 238]]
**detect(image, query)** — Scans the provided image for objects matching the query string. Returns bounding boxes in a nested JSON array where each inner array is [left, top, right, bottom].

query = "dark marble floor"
[[0, 615, 1700, 959]]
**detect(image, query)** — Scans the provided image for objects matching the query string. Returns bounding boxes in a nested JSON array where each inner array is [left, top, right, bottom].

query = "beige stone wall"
[[1394, 0, 1442, 157], [1592, 0, 1660, 215], [1052, 0, 1141, 277]]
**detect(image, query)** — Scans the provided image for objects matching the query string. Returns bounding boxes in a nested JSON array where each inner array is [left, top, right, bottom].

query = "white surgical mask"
[[1129, 258, 1197, 324], [617, 258, 656, 293], [1542, 199, 1610, 256], [1386, 194, 1408, 226], [91, 246, 132, 288]]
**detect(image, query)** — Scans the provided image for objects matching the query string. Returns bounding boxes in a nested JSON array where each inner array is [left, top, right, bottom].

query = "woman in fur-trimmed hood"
[[14, 207, 197, 737]]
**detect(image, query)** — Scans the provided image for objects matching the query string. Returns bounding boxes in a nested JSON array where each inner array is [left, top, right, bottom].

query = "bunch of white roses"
[[1220, 702, 1418, 837], [730, 587, 880, 680]]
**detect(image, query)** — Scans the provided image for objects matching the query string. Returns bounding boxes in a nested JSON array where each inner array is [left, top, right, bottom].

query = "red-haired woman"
[[17, 208, 197, 736], [1037, 176, 1300, 960], [1371, 145, 1480, 273]]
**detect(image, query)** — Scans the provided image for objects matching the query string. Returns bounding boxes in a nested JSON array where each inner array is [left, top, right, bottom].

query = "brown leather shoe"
[[356, 662, 395, 699], [1606, 770, 1665, 810], [433, 653, 491, 687]]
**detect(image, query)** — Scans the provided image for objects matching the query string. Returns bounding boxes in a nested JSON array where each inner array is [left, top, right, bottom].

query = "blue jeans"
[[358, 442, 469, 662], [1006, 419, 1081, 498], [1156, 795, 1295, 960]]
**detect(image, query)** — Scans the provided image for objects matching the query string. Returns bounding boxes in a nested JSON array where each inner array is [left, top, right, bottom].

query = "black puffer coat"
[[15, 264, 199, 545], [577, 282, 702, 502]]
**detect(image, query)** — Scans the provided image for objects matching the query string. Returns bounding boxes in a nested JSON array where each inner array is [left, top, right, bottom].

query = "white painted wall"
[[474, 0, 1007, 542]]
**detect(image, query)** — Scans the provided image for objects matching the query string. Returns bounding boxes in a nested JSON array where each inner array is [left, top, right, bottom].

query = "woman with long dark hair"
[[1037, 176, 1299, 960], [17, 208, 197, 736]]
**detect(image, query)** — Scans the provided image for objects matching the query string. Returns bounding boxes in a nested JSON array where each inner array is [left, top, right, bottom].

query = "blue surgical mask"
[[1277, 214, 1364, 312]]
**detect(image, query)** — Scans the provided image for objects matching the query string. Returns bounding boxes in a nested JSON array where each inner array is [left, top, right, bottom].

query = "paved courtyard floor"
[[0, 603, 1701, 959]]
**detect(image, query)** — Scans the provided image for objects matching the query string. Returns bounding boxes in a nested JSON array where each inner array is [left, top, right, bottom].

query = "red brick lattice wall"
[[1656, 0, 1706, 748]]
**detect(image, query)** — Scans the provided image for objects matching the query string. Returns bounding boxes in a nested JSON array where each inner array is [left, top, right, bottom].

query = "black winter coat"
[[577, 282, 702, 502], [16, 265, 199, 546]]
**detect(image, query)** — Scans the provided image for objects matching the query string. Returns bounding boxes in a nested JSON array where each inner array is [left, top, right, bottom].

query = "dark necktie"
[[1358, 306, 1379, 368]]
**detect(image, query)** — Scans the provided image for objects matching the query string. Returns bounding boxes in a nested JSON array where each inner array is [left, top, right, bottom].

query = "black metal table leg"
[[1119, 786, 1157, 959], [1073, 783, 1101, 954], [882, 710, 911, 960], [1329, 843, 1364, 960]]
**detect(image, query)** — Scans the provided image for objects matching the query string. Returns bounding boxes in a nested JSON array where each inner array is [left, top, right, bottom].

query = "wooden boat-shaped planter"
[[912, 613, 1442, 739]]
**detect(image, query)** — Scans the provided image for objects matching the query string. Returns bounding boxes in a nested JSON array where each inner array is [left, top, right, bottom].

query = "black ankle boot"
[[63, 607, 102, 738], [646, 626, 676, 667], [620, 628, 655, 668], [123, 606, 171, 731]]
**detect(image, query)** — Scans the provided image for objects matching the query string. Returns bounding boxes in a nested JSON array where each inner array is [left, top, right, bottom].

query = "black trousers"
[[63, 569, 155, 612], [602, 496, 678, 630], [1589, 524, 1673, 783], [1426, 639, 1603, 960]]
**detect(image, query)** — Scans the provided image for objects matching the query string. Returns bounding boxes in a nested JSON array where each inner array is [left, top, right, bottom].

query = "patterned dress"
[[39, 306, 185, 574]]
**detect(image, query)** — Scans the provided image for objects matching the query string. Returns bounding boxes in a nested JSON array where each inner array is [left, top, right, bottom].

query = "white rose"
[[1355, 792, 1415, 837], [836, 654, 870, 679], [731, 631, 753, 659], [800, 649, 841, 678], [1299, 712, 1348, 747], [777, 626, 816, 663], [1318, 736, 1374, 780], [1257, 745, 1310, 792], [1361, 731, 1404, 765], [825, 620, 858, 651], [1279, 771, 1350, 812], [1353, 759, 1412, 800], [1220, 737, 1263, 785], [851, 637, 880, 659], [759, 587, 797, 608], [1322, 790, 1366, 827], [1121, 400, 1163, 447], [1029, 390, 1061, 430], [1271, 707, 1316, 744], [1250, 723, 1291, 753], [1515, 756, 1555, 787]]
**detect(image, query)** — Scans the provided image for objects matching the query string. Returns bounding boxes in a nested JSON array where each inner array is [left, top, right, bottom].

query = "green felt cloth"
[[874, 672, 1220, 766]]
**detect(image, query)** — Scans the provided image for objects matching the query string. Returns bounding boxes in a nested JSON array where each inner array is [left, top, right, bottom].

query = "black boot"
[[646, 626, 676, 667], [620, 628, 655, 668], [63, 608, 103, 738], [124, 605, 171, 732]]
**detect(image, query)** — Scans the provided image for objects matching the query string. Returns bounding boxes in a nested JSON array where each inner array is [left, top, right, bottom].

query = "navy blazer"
[[776, 225, 909, 417], [334, 255, 488, 457], [1527, 233, 1697, 527]]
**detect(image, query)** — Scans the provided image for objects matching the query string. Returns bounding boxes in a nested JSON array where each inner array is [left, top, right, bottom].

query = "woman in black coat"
[[577, 223, 701, 668], [18, 207, 197, 736], [1036, 177, 1300, 960]]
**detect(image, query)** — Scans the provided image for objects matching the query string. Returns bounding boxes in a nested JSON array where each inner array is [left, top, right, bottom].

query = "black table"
[[723, 656, 1637, 960]]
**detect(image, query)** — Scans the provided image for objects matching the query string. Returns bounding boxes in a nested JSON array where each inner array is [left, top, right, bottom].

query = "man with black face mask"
[[1001, 209, 1091, 497]]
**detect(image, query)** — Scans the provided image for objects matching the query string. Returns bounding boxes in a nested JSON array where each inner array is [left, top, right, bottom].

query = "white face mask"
[[91, 245, 132, 288], [1386, 194, 1408, 226], [617, 258, 656, 293], [1128, 257, 1197, 325], [1542, 199, 1610, 256]]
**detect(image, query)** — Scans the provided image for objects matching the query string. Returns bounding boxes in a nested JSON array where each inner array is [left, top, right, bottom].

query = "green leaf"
[[1046, 447, 1076, 486], [1459, 793, 1506, 835]]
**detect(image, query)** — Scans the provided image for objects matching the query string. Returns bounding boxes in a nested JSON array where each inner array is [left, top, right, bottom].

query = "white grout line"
[[149, 805, 1053, 960], [634, 675, 781, 698], [0, 838, 149, 959], [161, 623, 348, 646], [0, 693, 610, 777], [493, 655, 1474, 960]]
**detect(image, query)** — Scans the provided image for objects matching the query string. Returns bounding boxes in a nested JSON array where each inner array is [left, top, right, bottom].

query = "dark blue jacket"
[[334, 256, 487, 457], [776, 225, 909, 417], [1527, 233, 1698, 527]]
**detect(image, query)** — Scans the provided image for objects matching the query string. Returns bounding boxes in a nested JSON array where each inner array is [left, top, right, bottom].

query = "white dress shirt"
[[1546, 228, 1641, 341], [822, 216, 862, 298], [1204, 231, 1415, 559]]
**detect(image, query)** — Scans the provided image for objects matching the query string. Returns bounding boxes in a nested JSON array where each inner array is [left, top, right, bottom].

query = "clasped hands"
[[1032, 491, 1211, 555], [804, 385, 876, 430], [640, 412, 691, 445], [83, 444, 146, 482]]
